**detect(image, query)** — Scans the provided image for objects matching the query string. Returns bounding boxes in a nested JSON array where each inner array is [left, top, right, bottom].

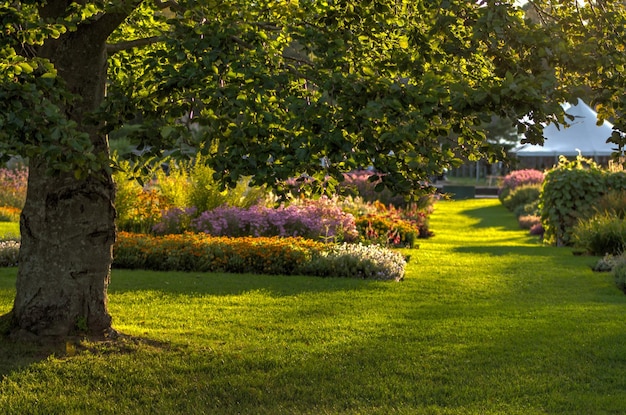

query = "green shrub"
[[539, 156, 626, 246], [595, 190, 626, 219], [613, 262, 626, 293], [502, 184, 541, 213], [572, 213, 626, 256], [498, 169, 544, 202], [187, 156, 265, 213]]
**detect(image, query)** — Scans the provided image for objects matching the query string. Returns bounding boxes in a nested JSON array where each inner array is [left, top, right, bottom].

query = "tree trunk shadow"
[[0, 311, 170, 378]]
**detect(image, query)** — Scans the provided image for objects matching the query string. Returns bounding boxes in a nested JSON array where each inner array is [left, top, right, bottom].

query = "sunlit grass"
[[1, 199, 626, 414], [0, 222, 19, 239]]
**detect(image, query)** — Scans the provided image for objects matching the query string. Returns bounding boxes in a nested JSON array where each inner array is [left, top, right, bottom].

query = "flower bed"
[[113, 232, 406, 281]]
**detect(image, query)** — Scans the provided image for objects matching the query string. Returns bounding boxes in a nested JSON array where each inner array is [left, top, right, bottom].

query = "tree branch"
[[106, 36, 163, 53], [89, 1, 145, 42], [154, 0, 184, 13]]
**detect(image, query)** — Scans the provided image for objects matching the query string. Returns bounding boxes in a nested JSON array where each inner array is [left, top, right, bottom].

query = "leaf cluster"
[[539, 155, 626, 246]]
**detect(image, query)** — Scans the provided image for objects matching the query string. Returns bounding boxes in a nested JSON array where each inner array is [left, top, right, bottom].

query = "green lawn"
[[1, 199, 625, 414]]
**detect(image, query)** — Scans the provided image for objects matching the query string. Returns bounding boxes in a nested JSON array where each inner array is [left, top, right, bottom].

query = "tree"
[[0, 0, 569, 340], [525, 0, 626, 158]]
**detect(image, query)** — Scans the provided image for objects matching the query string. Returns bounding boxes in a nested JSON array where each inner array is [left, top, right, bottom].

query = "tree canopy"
[[2, 0, 583, 197]]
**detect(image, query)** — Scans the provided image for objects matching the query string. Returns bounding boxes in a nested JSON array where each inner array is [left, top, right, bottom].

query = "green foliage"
[[572, 213, 626, 256], [112, 161, 167, 233], [595, 190, 626, 219], [502, 184, 541, 214], [498, 169, 545, 203], [539, 156, 626, 246], [113, 232, 406, 281], [185, 156, 264, 213], [100, 0, 570, 198], [113, 155, 266, 232], [613, 262, 626, 294], [530, 0, 626, 158]]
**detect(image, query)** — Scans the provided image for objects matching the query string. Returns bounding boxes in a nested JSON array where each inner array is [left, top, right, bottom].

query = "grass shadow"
[[460, 203, 523, 230], [0, 320, 173, 379], [108, 269, 384, 298]]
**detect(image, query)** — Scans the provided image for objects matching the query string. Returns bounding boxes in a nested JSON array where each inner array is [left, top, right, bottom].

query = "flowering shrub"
[[113, 232, 406, 280], [0, 240, 20, 267], [518, 215, 541, 230], [0, 167, 28, 209], [529, 222, 545, 237], [614, 262, 626, 294], [152, 206, 198, 234], [354, 201, 432, 247], [0, 206, 21, 222], [498, 169, 544, 201], [299, 243, 406, 281], [185, 196, 358, 242]]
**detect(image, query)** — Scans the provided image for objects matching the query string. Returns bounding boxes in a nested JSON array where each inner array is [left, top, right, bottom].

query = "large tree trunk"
[[12, 163, 116, 338], [10, 13, 121, 339]]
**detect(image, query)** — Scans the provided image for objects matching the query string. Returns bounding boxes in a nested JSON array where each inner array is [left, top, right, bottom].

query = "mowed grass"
[[1, 199, 626, 414]]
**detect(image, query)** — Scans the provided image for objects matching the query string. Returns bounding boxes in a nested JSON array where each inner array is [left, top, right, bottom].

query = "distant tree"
[[0, 0, 570, 339]]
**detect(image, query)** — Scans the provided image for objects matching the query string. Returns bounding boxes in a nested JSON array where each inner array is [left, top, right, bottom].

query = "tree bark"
[[10, 12, 121, 339]]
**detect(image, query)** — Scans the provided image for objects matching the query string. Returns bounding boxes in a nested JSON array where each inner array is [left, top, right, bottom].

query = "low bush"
[[185, 196, 359, 242], [498, 169, 544, 201], [0, 206, 20, 222], [0, 240, 19, 267], [502, 184, 541, 213], [593, 253, 626, 272], [356, 212, 419, 248], [613, 262, 626, 294], [112, 156, 266, 233], [529, 222, 544, 237], [518, 215, 541, 230], [572, 213, 626, 256], [113, 232, 406, 280], [299, 243, 407, 281]]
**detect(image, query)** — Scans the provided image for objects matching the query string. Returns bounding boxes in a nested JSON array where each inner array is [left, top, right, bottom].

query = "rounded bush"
[[502, 184, 541, 213], [613, 262, 626, 293], [498, 169, 544, 201]]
